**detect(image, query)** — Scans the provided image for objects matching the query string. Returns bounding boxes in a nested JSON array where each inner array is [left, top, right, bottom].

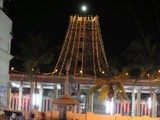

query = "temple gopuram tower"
[[53, 15, 108, 78], [52, 15, 109, 117]]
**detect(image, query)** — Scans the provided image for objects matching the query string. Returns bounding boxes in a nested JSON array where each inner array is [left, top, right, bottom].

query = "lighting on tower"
[[80, 70, 83, 74]]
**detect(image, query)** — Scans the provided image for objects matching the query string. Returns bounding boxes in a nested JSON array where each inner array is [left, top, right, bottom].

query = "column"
[[18, 86, 23, 110], [7, 83, 12, 109], [53, 84, 59, 110], [152, 93, 157, 117], [65, 61, 70, 94], [29, 81, 35, 110], [136, 88, 141, 116], [38, 86, 43, 111], [88, 93, 94, 112], [113, 92, 117, 115], [131, 92, 135, 116]]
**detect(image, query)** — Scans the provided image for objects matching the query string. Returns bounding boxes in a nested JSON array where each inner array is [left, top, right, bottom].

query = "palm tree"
[[90, 57, 128, 103], [90, 34, 160, 106], [121, 34, 160, 116], [16, 34, 54, 111], [90, 78, 128, 103], [121, 35, 160, 82]]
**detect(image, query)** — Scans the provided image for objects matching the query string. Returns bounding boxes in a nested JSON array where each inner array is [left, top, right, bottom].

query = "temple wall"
[[0, 8, 12, 109], [0, 10, 12, 53], [9, 111, 158, 120], [66, 112, 159, 120]]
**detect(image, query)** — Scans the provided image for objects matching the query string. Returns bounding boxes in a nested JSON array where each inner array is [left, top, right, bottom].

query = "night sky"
[[8, 0, 160, 58]]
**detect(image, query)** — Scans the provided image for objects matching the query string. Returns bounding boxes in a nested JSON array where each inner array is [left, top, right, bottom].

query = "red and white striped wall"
[[9, 94, 159, 116], [115, 100, 156, 116], [10, 94, 19, 110], [115, 100, 130, 115], [42, 97, 52, 112], [10, 94, 53, 112], [22, 95, 30, 111]]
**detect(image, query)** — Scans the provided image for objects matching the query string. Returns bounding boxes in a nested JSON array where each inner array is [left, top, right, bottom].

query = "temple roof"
[[53, 93, 79, 105]]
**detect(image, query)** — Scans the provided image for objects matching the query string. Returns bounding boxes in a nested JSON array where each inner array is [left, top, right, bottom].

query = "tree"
[[121, 34, 160, 115], [89, 34, 160, 105], [90, 57, 128, 103], [121, 35, 160, 80], [16, 34, 54, 111]]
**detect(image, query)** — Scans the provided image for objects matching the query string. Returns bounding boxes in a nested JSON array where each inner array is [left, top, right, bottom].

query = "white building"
[[0, 0, 13, 109]]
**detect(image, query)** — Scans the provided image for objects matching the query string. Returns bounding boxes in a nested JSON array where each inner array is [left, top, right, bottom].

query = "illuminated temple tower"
[[53, 15, 108, 77], [53, 15, 109, 118]]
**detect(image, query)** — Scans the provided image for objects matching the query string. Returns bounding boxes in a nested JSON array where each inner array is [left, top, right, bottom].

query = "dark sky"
[[8, 0, 160, 58]]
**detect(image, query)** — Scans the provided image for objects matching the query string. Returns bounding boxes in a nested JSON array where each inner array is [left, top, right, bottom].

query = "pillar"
[[88, 93, 94, 112], [53, 84, 59, 110], [18, 86, 23, 110], [38, 86, 43, 111], [152, 93, 157, 117], [136, 88, 141, 116], [65, 60, 70, 94], [131, 92, 135, 116], [113, 92, 117, 115], [29, 81, 35, 110], [6, 83, 12, 109]]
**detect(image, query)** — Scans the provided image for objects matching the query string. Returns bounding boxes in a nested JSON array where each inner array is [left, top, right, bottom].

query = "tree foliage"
[[122, 35, 160, 80], [15, 34, 54, 111], [90, 78, 128, 103], [90, 34, 160, 104], [17, 34, 54, 75]]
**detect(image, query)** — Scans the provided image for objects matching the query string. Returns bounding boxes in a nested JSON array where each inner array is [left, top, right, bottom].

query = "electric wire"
[[127, 0, 153, 58], [153, 0, 160, 34]]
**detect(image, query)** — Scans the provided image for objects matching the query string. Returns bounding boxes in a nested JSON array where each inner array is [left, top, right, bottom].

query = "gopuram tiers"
[[53, 15, 108, 78], [52, 15, 109, 119]]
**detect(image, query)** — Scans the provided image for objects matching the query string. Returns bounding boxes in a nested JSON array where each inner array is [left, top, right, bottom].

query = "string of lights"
[[81, 17, 86, 76], [97, 16, 109, 69], [92, 19, 96, 76], [95, 19, 102, 73], [52, 15, 109, 77], [69, 18, 78, 73], [53, 16, 73, 75], [59, 16, 75, 75]]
